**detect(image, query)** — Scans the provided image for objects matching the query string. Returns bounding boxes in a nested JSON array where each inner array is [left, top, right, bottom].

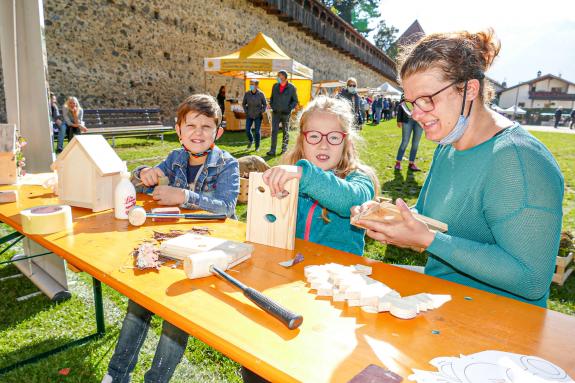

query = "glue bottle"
[[114, 163, 136, 220]]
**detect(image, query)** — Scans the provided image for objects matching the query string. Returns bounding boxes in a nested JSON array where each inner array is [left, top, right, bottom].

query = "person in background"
[[50, 93, 66, 153], [62, 96, 88, 140], [337, 77, 363, 129], [570, 109, 575, 130], [242, 79, 267, 151], [268, 70, 298, 156], [371, 95, 383, 125], [217, 86, 226, 115], [383, 97, 391, 120], [394, 98, 423, 171], [554, 107, 563, 129]]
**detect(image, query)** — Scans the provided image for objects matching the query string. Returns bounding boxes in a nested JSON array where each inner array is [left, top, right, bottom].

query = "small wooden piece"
[[552, 252, 573, 286], [351, 200, 448, 233], [0, 190, 17, 203], [246, 170, 299, 250], [51, 135, 125, 212], [160, 233, 254, 262], [0, 124, 17, 185]]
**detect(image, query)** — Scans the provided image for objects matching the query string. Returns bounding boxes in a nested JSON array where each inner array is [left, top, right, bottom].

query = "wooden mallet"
[[210, 262, 304, 330], [128, 206, 226, 226]]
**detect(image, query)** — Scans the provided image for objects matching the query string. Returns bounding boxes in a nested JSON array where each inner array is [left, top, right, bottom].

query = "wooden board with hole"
[[246, 171, 299, 250]]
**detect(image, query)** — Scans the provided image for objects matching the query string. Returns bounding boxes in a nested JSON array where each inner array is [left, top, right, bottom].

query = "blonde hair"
[[282, 96, 379, 222], [66, 96, 81, 109], [398, 29, 501, 102]]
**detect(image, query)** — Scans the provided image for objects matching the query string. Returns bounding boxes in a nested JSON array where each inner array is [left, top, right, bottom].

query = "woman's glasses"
[[303, 130, 347, 145], [401, 80, 459, 115]]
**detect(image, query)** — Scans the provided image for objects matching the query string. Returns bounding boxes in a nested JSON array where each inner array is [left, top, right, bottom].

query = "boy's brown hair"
[[176, 94, 222, 128]]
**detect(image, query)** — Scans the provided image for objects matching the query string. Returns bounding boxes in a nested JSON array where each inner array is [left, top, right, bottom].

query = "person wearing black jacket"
[[267, 70, 298, 156], [337, 77, 364, 129], [242, 80, 267, 151]]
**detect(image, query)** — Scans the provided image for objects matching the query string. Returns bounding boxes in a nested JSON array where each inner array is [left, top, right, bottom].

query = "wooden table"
[[1, 183, 574, 382]]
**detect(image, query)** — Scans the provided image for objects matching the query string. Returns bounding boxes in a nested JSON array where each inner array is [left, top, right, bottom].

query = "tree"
[[321, 0, 381, 37], [373, 19, 398, 58]]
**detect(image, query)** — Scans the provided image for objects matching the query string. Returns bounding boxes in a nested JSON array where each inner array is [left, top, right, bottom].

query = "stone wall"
[[2, 0, 394, 123]]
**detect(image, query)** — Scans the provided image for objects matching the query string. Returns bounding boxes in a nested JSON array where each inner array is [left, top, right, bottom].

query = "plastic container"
[[114, 170, 136, 219]]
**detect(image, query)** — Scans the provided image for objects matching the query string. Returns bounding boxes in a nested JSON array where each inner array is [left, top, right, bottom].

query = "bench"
[[82, 108, 173, 146]]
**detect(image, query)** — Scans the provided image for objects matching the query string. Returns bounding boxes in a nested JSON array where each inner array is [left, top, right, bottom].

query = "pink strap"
[[304, 201, 319, 241]]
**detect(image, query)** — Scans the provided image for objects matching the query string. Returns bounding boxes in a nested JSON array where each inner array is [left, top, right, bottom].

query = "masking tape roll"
[[20, 205, 73, 235]]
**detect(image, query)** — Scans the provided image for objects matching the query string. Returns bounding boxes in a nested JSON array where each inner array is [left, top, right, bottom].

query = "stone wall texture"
[[1, 0, 394, 123]]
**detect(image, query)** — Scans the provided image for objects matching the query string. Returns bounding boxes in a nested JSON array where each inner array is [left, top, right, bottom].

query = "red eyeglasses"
[[303, 130, 347, 145]]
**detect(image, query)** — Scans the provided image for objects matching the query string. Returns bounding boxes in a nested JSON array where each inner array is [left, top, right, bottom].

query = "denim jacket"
[[132, 146, 239, 218]]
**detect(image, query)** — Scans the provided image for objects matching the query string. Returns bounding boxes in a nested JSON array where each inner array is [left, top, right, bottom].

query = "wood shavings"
[[132, 242, 163, 270]]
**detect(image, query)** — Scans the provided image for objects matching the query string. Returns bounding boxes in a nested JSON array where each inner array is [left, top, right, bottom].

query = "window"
[[551, 87, 564, 93]]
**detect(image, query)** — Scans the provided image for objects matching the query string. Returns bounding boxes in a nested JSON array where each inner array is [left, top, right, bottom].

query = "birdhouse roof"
[[52, 135, 125, 176]]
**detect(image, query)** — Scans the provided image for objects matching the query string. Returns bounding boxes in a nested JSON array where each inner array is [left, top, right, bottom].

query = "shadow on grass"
[[0, 331, 119, 383], [0, 265, 55, 332], [381, 168, 421, 201]]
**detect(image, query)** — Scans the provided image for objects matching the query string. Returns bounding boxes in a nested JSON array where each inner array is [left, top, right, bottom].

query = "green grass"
[[1, 120, 573, 381]]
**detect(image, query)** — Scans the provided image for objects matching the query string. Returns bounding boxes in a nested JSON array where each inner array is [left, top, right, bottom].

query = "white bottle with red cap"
[[114, 162, 136, 219]]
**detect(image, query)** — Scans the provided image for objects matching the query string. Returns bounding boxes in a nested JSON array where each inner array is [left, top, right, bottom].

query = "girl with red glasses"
[[262, 96, 379, 256]]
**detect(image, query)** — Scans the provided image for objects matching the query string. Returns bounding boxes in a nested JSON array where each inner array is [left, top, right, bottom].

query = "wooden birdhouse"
[[0, 124, 17, 185], [51, 135, 125, 212]]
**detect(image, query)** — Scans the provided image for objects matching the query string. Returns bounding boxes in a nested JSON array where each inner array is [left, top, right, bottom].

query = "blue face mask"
[[249, 85, 255, 92], [348, 86, 356, 94], [277, 77, 282, 84], [437, 81, 473, 146]]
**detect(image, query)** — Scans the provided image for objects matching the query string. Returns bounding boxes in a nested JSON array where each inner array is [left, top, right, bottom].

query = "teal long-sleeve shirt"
[[295, 160, 375, 255], [417, 124, 564, 307]]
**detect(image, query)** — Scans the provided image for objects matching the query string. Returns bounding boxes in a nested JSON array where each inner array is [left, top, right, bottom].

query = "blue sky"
[[374, 0, 575, 86]]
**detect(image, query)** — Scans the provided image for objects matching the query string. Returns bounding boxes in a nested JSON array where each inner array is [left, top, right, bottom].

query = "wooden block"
[[160, 233, 254, 262], [552, 252, 573, 286], [246, 170, 299, 250], [351, 201, 448, 233], [390, 299, 418, 319], [0, 190, 17, 203]]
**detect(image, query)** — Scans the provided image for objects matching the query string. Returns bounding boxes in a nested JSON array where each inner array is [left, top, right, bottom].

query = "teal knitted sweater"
[[417, 124, 564, 307], [295, 160, 375, 255]]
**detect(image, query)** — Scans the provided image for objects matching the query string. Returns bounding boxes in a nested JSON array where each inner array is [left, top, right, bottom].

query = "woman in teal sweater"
[[354, 29, 564, 308], [263, 95, 377, 256]]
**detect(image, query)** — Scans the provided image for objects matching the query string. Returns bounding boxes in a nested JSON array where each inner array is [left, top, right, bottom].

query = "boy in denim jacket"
[[103, 94, 239, 383]]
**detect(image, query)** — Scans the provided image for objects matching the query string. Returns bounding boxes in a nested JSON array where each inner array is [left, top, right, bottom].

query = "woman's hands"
[[139, 167, 165, 187], [262, 165, 302, 198], [352, 198, 436, 250], [152, 186, 186, 205]]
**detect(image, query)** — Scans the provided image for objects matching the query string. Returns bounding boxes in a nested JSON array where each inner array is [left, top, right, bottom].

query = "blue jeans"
[[107, 300, 188, 383], [55, 122, 67, 152], [245, 116, 262, 149], [396, 119, 423, 162]]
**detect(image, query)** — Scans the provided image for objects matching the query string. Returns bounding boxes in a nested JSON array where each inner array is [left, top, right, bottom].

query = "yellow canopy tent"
[[204, 32, 313, 106]]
